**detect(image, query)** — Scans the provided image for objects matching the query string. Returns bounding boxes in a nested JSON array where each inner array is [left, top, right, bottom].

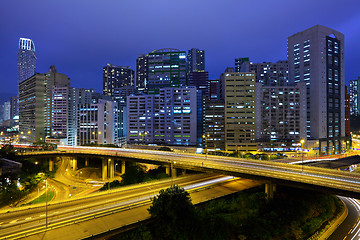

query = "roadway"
[[19, 146, 360, 238], [0, 173, 261, 240], [24, 146, 360, 198], [329, 197, 360, 240]]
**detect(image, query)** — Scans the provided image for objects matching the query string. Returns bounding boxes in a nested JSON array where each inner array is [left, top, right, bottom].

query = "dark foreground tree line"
[[111, 185, 341, 240]]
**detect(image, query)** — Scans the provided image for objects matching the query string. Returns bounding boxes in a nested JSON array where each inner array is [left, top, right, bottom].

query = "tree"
[[0, 144, 16, 160], [148, 185, 197, 239]]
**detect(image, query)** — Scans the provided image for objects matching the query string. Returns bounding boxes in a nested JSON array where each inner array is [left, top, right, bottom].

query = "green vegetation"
[[227, 151, 286, 160], [157, 146, 173, 152], [0, 144, 16, 159], [28, 189, 54, 205], [82, 143, 120, 148], [112, 185, 340, 240], [31, 141, 57, 150], [0, 145, 55, 206], [99, 164, 169, 191]]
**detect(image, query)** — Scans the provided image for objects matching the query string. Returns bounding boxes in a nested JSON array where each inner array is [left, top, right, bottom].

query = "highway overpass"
[[19, 146, 360, 199]]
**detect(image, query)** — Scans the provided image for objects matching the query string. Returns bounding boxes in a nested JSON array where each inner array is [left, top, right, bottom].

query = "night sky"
[[0, 0, 359, 99]]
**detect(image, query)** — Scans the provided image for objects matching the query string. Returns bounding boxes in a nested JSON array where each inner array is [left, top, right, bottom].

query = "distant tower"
[[136, 54, 148, 92], [17, 38, 36, 84], [187, 48, 205, 73], [102, 64, 135, 99]]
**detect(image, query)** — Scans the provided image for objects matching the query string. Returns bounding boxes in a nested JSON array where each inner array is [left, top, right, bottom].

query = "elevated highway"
[[20, 146, 360, 199]]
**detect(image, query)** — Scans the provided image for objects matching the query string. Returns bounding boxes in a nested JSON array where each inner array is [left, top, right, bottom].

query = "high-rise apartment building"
[[136, 54, 148, 92], [187, 48, 205, 73], [223, 69, 257, 152], [10, 96, 18, 120], [235, 57, 250, 72], [288, 25, 345, 154], [255, 83, 307, 150], [17, 38, 36, 84], [103, 64, 135, 98], [203, 99, 225, 151], [127, 86, 197, 146], [350, 77, 360, 116], [78, 99, 118, 145], [188, 71, 209, 97], [19, 67, 70, 142], [345, 86, 350, 138], [19, 73, 47, 142], [208, 79, 223, 100], [1, 101, 11, 122], [113, 86, 136, 139], [235, 58, 289, 86], [147, 48, 187, 93]]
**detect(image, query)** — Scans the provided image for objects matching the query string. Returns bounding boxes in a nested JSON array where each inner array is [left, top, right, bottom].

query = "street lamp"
[[300, 139, 305, 173], [139, 132, 147, 145], [45, 177, 48, 228], [202, 134, 210, 159], [108, 159, 111, 190]]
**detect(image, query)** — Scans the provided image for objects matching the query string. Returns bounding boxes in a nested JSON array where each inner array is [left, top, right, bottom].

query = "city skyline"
[[0, 1, 360, 96]]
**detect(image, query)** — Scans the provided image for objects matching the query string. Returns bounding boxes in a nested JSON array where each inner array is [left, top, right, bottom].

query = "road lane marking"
[[25, 217, 32, 220], [9, 220, 17, 224]]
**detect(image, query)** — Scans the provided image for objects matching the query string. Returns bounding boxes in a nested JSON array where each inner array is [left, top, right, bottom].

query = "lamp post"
[[300, 139, 305, 173], [108, 159, 111, 190], [202, 134, 210, 159], [45, 178, 48, 228], [139, 132, 147, 145]]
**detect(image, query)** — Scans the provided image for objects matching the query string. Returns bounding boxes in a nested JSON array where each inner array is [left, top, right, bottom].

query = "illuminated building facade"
[[147, 48, 187, 94], [288, 25, 345, 154], [223, 69, 257, 152], [350, 77, 360, 116], [187, 48, 205, 73], [127, 86, 197, 145], [103, 64, 135, 99], [17, 38, 36, 84], [136, 54, 148, 92], [78, 99, 118, 145], [256, 83, 307, 150]]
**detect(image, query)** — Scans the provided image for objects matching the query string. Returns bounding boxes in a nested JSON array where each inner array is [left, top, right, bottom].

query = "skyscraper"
[[235, 57, 250, 72], [10, 96, 18, 120], [235, 58, 289, 86], [187, 48, 205, 73], [147, 48, 187, 94], [127, 86, 197, 146], [136, 54, 148, 92], [188, 71, 209, 97], [288, 25, 345, 154], [223, 69, 257, 152], [17, 38, 36, 84], [255, 83, 307, 149], [19, 67, 70, 142], [103, 64, 135, 99], [350, 77, 360, 116]]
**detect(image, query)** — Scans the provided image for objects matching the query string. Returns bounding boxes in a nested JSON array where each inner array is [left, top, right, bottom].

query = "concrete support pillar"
[[102, 158, 108, 180], [121, 161, 126, 174], [72, 158, 77, 171], [108, 159, 115, 179], [265, 183, 276, 200], [166, 166, 171, 176], [182, 169, 186, 176], [85, 158, 89, 167], [171, 165, 177, 178], [49, 158, 54, 172]]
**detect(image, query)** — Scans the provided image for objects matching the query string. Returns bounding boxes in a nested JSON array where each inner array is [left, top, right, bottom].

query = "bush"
[[157, 146, 172, 152]]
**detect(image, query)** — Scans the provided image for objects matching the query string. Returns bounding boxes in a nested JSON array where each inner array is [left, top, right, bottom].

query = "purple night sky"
[[0, 0, 359, 99]]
